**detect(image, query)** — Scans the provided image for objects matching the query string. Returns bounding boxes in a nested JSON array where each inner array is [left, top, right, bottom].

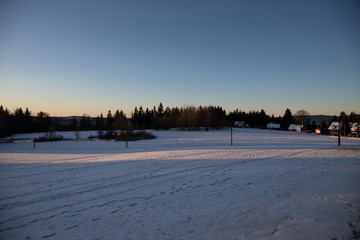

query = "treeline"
[[1, 104, 359, 138], [228, 108, 270, 128], [0, 106, 50, 137], [0, 106, 129, 138], [0, 106, 81, 137], [131, 103, 228, 130]]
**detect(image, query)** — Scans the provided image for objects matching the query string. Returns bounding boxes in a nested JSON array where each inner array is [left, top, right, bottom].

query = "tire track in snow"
[[2, 150, 306, 211], [0, 151, 217, 203], [0, 157, 237, 214], [0, 149, 231, 203], [0, 149, 312, 233], [0, 153, 118, 181], [1, 149, 302, 207]]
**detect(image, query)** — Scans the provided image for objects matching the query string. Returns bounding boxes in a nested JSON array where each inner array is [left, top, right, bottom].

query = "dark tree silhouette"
[[0, 106, 11, 137], [79, 114, 91, 131], [35, 111, 51, 132], [281, 108, 293, 130], [95, 113, 105, 137], [106, 110, 114, 131]]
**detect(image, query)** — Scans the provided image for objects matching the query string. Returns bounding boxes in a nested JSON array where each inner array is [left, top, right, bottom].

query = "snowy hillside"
[[0, 129, 359, 239]]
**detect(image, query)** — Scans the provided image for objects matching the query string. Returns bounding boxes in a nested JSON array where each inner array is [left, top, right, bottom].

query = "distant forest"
[[1, 103, 359, 138]]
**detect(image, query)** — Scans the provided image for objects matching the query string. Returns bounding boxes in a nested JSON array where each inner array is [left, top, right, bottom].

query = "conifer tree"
[[0, 106, 11, 137], [106, 110, 114, 131], [145, 108, 152, 129], [24, 108, 33, 133], [258, 109, 269, 127], [132, 107, 139, 129], [79, 114, 91, 131], [95, 113, 105, 136], [339, 111, 350, 136], [35, 111, 51, 132], [14, 108, 25, 133], [349, 112, 360, 122], [138, 106, 145, 129], [281, 108, 293, 130], [158, 102, 164, 116], [72, 117, 80, 140], [114, 109, 127, 131]]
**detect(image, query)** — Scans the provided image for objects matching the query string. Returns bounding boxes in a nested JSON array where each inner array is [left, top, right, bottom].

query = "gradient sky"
[[1, 0, 359, 117]]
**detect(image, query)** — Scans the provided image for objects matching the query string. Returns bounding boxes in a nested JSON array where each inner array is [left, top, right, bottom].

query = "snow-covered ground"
[[0, 129, 359, 239]]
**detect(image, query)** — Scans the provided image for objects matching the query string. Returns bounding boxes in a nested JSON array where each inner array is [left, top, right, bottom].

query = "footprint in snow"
[[65, 225, 79, 230], [110, 209, 120, 214], [41, 233, 56, 238]]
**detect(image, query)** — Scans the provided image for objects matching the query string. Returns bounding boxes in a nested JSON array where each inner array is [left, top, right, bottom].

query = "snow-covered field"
[[0, 129, 359, 240]]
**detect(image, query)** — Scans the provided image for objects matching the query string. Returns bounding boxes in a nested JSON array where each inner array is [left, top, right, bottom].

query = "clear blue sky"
[[1, 0, 359, 117]]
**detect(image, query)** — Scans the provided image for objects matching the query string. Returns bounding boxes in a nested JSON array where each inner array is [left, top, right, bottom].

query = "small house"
[[288, 124, 303, 132], [350, 122, 360, 137], [266, 123, 280, 129], [234, 121, 249, 128], [328, 122, 342, 135]]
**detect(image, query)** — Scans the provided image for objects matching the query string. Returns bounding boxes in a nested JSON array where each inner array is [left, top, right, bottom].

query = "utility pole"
[[338, 121, 341, 146], [230, 116, 233, 146], [126, 129, 129, 148]]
